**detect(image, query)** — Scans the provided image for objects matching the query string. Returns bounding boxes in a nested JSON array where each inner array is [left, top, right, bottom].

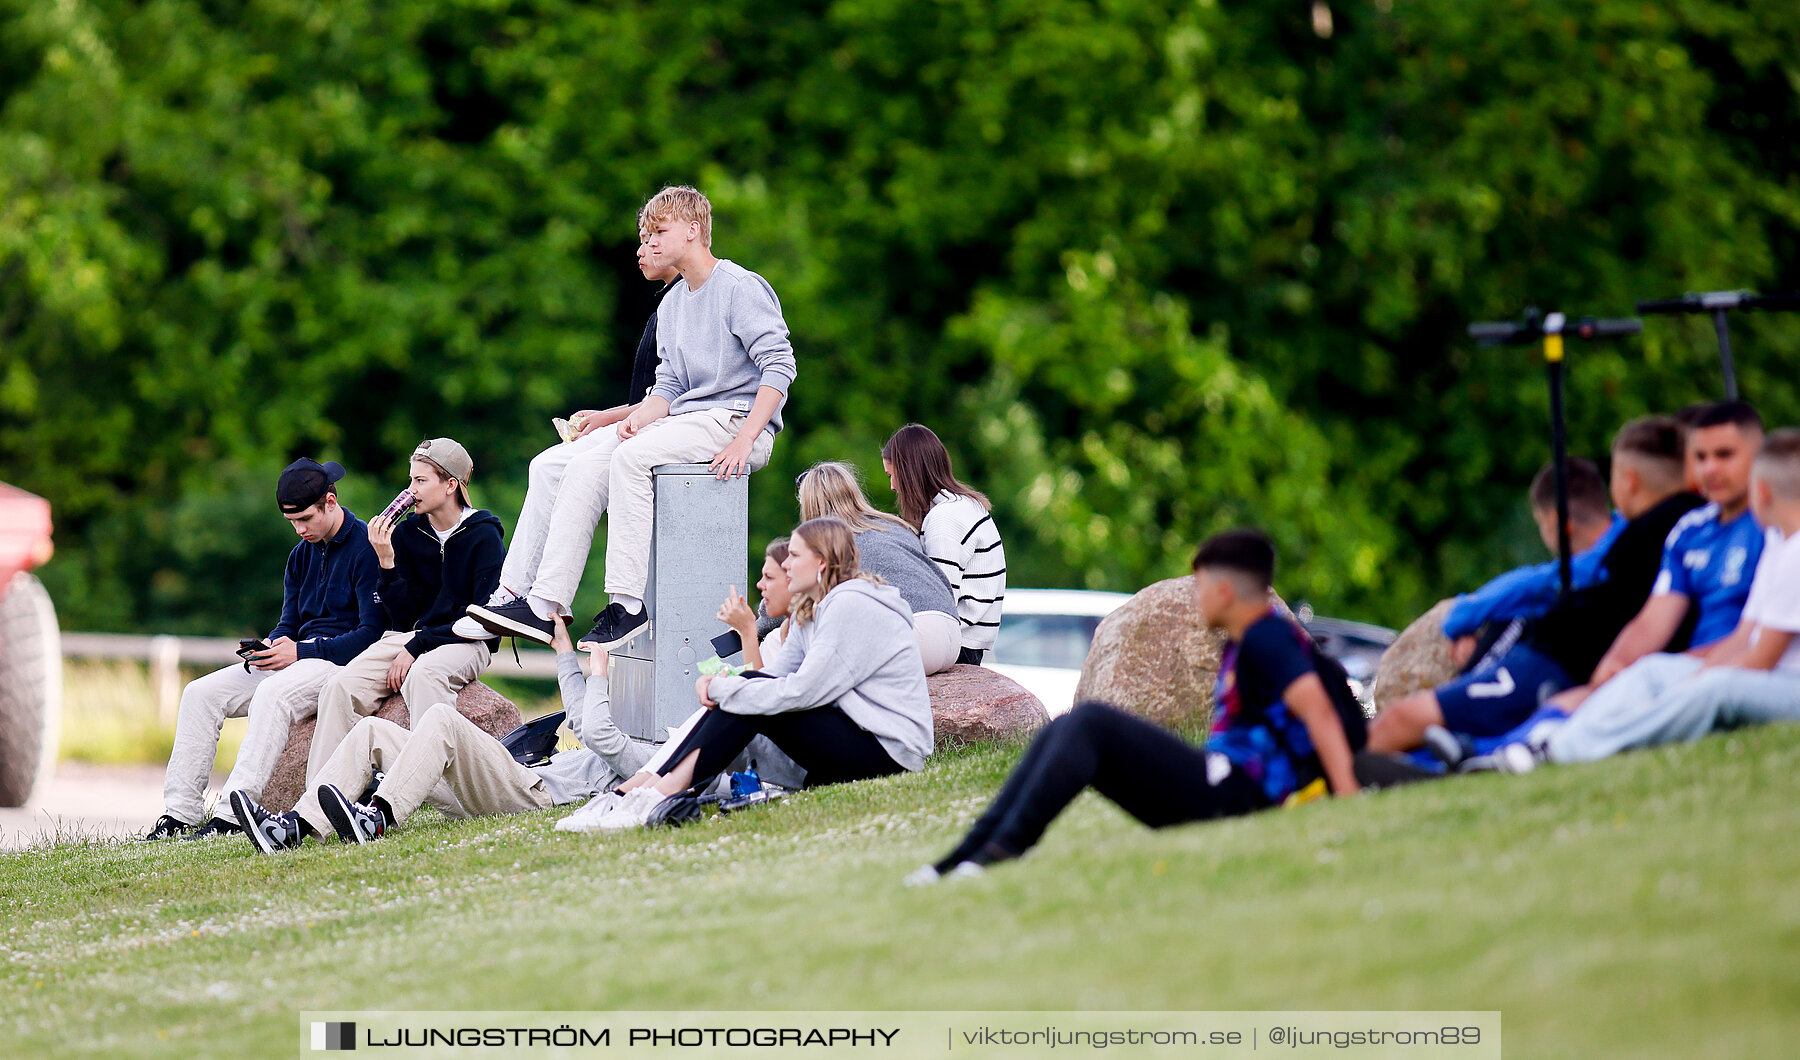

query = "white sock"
[[612, 595, 643, 615], [526, 594, 562, 622], [488, 585, 519, 606]]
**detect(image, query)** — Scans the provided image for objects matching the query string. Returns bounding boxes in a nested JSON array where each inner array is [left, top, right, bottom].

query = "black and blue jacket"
[[267, 508, 384, 665], [377, 508, 506, 657]]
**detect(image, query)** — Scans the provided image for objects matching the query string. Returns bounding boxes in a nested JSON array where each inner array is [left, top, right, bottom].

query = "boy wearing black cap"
[[291, 438, 506, 787], [144, 459, 384, 841]]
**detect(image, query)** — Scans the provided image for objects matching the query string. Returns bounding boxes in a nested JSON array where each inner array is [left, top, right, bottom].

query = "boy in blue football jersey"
[[1496, 401, 1765, 768], [903, 529, 1360, 884]]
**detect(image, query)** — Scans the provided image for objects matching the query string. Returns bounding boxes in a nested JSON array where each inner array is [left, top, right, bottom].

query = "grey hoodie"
[[708, 579, 934, 772], [532, 652, 658, 805]]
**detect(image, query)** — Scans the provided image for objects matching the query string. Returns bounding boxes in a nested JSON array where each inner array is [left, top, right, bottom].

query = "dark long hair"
[[880, 424, 989, 530]]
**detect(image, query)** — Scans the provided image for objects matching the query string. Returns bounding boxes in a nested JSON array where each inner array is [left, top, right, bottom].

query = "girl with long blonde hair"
[[578, 518, 934, 831], [796, 462, 960, 674]]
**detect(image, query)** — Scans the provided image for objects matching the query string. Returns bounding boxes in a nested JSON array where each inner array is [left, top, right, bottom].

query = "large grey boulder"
[[1074, 575, 1228, 729], [1370, 598, 1459, 711]]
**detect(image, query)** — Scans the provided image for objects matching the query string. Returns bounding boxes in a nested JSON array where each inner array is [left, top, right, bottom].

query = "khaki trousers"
[[508, 409, 774, 611], [306, 632, 490, 782], [162, 658, 336, 824], [294, 704, 550, 835]]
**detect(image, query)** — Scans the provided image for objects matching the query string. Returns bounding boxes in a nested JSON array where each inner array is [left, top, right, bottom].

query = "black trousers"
[[656, 705, 904, 789], [957, 646, 986, 666], [938, 701, 1268, 869]]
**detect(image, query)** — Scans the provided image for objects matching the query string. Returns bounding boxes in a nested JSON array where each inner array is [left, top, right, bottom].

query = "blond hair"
[[796, 462, 912, 534], [641, 185, 712, 247], [788, 518, 880, 626]]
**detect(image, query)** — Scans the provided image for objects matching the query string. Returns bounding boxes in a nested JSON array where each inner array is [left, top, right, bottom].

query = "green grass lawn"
[[5, 724, 1800, 1058]]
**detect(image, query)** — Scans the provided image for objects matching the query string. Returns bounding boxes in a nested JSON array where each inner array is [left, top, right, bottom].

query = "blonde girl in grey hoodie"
[[580, 516, 934, 831]]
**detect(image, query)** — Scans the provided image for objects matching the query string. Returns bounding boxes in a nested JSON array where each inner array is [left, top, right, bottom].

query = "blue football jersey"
[[1653, 504, 1765, 647]]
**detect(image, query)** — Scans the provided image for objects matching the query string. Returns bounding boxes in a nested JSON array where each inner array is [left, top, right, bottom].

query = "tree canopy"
[[3, 0, 1797, 633]]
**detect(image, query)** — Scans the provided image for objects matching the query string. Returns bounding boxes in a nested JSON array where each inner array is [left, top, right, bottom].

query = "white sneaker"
[[594, 786, 668, 833], [901, 864, 941, 887], [452, 615, 495, 641], [456, 588, 525, 641], [944, 861, 987, 881], [554, 791, 624, 833], [1494, 741, 1542, 775]]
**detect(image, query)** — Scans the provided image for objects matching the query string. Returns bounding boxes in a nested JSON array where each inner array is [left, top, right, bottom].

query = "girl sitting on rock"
[[881, 424, 1006, 665], [797, 461, 960, 674], [570, 517, 934, 832]]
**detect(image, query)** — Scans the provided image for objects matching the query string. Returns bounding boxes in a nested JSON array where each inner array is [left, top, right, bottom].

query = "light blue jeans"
[[1546, 654, 1800, 762], [1543, 653, 1704, 763]]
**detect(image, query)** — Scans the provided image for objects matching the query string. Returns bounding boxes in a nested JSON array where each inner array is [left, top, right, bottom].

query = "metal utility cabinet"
[[609, 464, 750, 742]]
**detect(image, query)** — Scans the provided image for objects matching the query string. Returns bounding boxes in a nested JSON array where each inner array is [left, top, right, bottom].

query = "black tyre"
[[0, 573, 61, 807]]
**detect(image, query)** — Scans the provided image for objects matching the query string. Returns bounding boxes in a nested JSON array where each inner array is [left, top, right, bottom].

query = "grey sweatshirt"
[[853, 522, 955, 618], [708, 579, 934, 772], [533, 652, 658, 804], [651, 259, 797, 435]]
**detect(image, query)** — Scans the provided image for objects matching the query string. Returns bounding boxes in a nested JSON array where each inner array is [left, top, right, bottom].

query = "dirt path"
[[0, 761, 176, 850]]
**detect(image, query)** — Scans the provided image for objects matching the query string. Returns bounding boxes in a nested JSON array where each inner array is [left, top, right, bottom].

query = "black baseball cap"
[[277, 458, 346, 513]]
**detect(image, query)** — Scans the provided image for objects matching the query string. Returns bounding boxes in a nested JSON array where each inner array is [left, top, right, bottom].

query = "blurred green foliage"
[[3, 0, 1797, 633]]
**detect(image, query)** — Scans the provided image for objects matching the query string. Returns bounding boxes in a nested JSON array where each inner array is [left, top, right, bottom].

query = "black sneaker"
[[644, 791, 703, 829], [231, 790, 303, 855], [577, 603, 648, 652], [142, 814, 195, 841], [355, 769, 386, 806], [318, 784, 388, 844], [464, 599, 556, 644], [184, 816, 243, 841]]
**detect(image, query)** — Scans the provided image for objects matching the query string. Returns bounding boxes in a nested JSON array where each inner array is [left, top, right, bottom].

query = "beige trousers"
[[517, 409, 775, 611], [162, 658, 336, 824], [294, 704, 549, 835], [306, 632, 490, 782]]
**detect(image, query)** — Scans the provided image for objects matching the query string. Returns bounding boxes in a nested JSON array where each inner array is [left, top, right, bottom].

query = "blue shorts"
[[1435, 642, 1572, 738]]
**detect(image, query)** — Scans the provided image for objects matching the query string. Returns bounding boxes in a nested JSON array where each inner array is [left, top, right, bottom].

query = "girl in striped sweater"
[[882, 424, 1006, 664]]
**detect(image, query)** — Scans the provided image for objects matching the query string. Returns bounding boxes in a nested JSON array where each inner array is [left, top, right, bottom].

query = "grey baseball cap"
[[412, 438, 473, 506]]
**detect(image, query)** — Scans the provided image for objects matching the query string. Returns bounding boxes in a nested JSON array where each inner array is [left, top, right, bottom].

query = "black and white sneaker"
[[464, 600, 556, 644], [184, 816, 243, 841], [577, 603, 648, 652], [231, 790, 303, 854], [142, 814, 195, 841], [317, 784, 387, 844]]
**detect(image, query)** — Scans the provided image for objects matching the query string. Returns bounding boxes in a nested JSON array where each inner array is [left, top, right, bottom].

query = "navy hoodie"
[[377, 508, 506, 656], [267, 508, 385, 665]]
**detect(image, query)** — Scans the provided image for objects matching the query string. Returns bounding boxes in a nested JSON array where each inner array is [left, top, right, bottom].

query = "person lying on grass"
[[230, 620, 653, 853], [566, 516, 934, 833], [906, 528, 1361, 884]]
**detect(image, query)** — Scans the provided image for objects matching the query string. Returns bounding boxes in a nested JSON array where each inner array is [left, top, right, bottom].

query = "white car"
[[987, 588, 1394, 717], [986, 588, 1134, 716]]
